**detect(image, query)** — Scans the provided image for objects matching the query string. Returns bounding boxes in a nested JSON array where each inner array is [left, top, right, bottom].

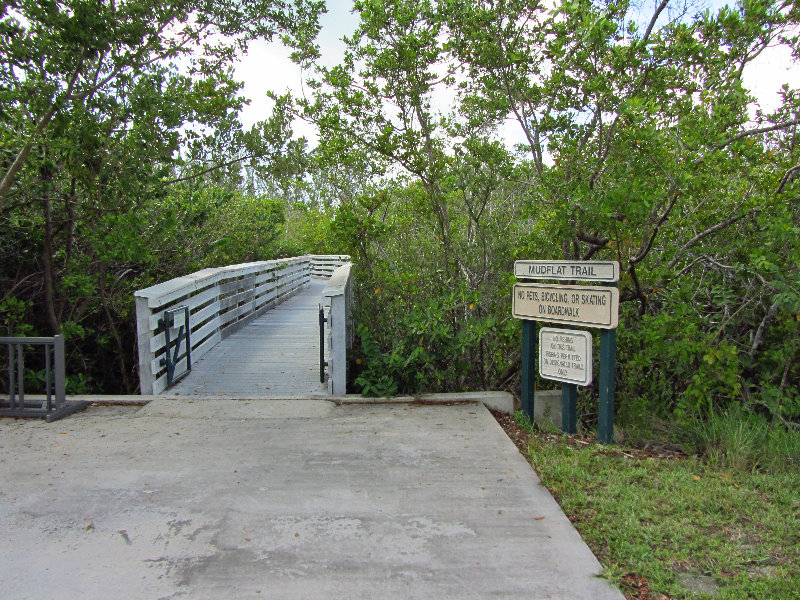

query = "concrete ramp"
[[0, 400, 623, 600], [140, 397, 335, 419]]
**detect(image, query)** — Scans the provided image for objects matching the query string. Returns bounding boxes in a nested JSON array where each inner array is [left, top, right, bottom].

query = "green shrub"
[[618, 307, 743, 424], [353, 289, 513, 395], [687, 406, 800, 473]]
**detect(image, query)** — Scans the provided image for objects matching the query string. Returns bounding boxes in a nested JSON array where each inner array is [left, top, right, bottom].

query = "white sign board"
[[515, 260, 619, 282], [539, 328, 593, 386], [513, 283, 619, 329]]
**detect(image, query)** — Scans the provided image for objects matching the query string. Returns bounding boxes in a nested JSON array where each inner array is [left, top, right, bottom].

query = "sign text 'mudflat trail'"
[[514, 260, 619, 282]]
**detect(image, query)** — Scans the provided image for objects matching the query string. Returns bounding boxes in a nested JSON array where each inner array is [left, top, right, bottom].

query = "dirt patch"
[[489, 409, 688, 462], [489, 409, 532, 455]]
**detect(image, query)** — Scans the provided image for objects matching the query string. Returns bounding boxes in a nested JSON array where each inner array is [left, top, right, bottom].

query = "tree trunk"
[[42, 186, 61, 335], [98, 262, 133, 393]]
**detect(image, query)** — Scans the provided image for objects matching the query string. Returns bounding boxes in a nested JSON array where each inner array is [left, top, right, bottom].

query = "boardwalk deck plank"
[[165, 279, 328, 396]]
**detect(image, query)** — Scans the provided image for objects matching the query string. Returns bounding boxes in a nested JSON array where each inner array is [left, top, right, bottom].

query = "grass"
[[686, 408, 800, 474], [514, 414, 800, 600]]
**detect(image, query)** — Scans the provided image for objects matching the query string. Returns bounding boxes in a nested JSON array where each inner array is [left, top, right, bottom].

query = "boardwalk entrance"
[[134, 255, 352, 397], [166, 279, 328, 396]]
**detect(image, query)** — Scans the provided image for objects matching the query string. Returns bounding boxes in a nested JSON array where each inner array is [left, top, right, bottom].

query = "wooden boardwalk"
[[166, 279, 328, 396]]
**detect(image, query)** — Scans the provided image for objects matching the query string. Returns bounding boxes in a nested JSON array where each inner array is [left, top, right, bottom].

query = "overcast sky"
[[235, 1, 359, 142], [234, 0, 799, 147]]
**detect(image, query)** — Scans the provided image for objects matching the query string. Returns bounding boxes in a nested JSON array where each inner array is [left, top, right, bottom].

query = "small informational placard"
[[539, 328, 592, 386], [515, 260, 619, 282], [513, 283, 619, 329]]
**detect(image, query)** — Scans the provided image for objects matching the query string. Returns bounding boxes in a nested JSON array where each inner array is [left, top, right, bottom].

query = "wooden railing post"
[[135, 294, 156, 395], [323, 263, 353, 396]]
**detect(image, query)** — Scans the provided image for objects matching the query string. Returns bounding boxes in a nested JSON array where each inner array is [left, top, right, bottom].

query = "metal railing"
[[319, 304, 328, 384], [160, 305, 191, 387], [134, 255, 349, 395], [1, 335, 87, 421]]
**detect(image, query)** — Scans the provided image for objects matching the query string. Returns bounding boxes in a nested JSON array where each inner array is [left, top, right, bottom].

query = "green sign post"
[[598, 303, 617, 444], [521, 320, 536, 419], [562, 378, 578, 434], [513, 261, 620, 444]]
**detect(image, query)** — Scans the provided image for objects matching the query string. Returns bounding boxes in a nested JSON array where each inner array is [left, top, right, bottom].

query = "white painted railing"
[[310, 255, 350, 278], [134, 255, 349, 395], [322, 264, 354, 396]]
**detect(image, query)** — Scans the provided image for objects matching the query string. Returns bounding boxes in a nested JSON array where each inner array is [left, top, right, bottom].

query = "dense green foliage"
[[2, 0, 799, 441], [0, 0, 324, 391], [298, 0, 800, 433]]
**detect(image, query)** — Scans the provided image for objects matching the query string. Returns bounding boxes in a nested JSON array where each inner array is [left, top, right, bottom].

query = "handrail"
[[134, 255, 349, 395], [322, 264, 354, 395], [309, 255, 349, 278]]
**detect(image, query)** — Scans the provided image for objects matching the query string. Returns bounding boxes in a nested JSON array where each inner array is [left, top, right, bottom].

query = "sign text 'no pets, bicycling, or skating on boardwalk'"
[[539, 327, 593, 386], [513, 283, 619, 329], [514, 260, 619, 282]]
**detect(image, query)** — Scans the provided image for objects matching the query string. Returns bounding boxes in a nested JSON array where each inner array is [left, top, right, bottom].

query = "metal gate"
[[319, 304, 328, 383], [159, 305, 191, 387]]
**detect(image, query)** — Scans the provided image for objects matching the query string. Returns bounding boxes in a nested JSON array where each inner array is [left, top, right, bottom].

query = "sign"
[[513, 283, 619, 329], [515, 260, 619, 282], [539, 328, 592, 386]]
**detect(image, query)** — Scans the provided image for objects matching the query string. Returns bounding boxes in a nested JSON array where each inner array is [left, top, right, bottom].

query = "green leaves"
[[0, 0, 323, 392], [354, 288, 503, 395]]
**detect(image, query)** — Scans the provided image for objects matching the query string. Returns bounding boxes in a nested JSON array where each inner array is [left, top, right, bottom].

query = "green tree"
[[449, 0, 800, 420], [0, 0, 323, 391], [302, 0, 460, 274], [302, 0, 800, 419]]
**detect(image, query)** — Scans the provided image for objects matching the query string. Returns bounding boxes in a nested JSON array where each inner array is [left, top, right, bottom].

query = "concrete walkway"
[[0, 399, 623, 600], [167, 279, 328, 396]]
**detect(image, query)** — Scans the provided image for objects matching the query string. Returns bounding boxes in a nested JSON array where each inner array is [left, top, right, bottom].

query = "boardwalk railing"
[[311, 255, 350, 278], [134, 255, 349, 395], [323, 264, 354, 396]]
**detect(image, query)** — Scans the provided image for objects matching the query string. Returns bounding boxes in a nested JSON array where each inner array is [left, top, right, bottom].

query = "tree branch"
[[750, 299, 780, 358], [0, 58, 84, 210], [627, 262, 648, 315], [776, 161, 800, 194], [577, 229, 609, 246], [694, 118, 800, 164], [641, 0, 671, 47], [670, 255, 705, 280], [161, 154, 258, 186], [665, 208, 758, 270], [630, 192, 679, 265], [582, 244, 606, 261]]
